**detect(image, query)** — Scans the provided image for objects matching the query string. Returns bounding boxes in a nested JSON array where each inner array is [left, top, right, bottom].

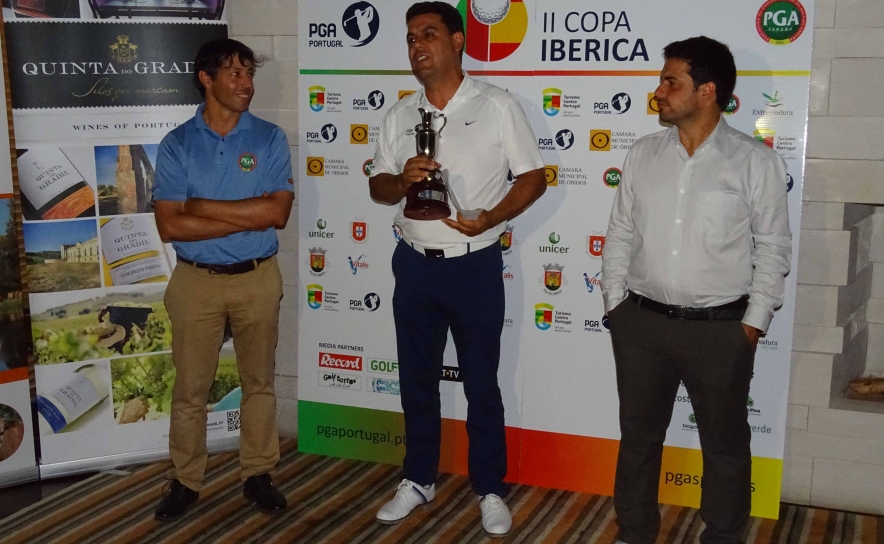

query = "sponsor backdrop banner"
[[0, 18, 38, 488], [298, 0, 812, 518], [3, 12, 237, 475]]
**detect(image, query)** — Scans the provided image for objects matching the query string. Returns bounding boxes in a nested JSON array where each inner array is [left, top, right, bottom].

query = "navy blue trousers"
[[391, 240, 509, 498]]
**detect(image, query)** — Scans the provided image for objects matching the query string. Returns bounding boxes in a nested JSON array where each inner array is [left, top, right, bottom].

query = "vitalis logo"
[[584, 271, 601, 293], [308, 2, 380, 48], [348, 255, 368, 275], [6, 22, 226, 109]]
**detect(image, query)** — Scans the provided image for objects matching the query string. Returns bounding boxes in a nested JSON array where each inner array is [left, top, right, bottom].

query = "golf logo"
[[362, 159, 374, 177], [555, 129, 574, 150], [309, 86, 325, 112], [603, 167, 622, 189], [757, 0, 806, 45], [342, 2, 380, 47], [543, 88, 561, 116], [456, 0, 529, 62], [238, 153, 257, 172], [542, 263, 564, 295], [354, 90, 385, 111], [321, 124, 337, 143], [724, 95, 741, 115], [535, 303, 553, 330], [307, 284, 323, 309], [612, 92, 631, 114], [787, 173, 794, 192], [364, 293, 381, 311]]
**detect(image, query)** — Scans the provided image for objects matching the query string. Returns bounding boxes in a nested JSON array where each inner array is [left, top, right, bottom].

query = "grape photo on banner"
[[23, 218, 101, 293], [30, 285, 172, 365], [111, 349, 241, 425]]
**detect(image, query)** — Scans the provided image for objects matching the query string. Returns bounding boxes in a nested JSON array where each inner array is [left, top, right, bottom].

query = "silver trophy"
[[404, 108, 451, 220]]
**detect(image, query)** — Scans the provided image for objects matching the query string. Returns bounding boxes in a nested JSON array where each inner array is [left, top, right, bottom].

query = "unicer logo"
[[342, 2, 380, 47], [319, 352, 363, 371]]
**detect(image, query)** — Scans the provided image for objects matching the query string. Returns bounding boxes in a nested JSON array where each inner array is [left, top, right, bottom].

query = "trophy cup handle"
[[436, 113, 447, 134]]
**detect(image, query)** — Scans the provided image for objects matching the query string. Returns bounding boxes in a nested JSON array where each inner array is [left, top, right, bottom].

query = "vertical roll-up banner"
[[298, 0, 811, 517], [3, 5, 233, 477], [0, 15, 38, 487]]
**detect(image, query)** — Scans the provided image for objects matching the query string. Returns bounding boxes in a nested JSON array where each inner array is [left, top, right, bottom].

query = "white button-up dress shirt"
[[372, 74, 543, 248], [601, 117, 792, 332]]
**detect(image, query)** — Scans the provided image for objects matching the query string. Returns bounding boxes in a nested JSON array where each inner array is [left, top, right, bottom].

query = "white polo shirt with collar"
[[372, 74, 543, 249]]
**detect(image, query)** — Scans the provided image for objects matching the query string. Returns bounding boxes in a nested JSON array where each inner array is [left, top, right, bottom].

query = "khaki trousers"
[[164, 256, 283, 491]]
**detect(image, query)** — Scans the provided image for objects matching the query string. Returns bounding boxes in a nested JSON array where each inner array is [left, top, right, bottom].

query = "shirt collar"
[[665, 114, 730, 154], [416, 72, 478, 113], [194, 103, 254, 137]]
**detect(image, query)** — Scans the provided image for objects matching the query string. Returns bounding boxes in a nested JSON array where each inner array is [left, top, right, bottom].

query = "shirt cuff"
[[604, 292, 627, 315], [742, 302, 773, 333]]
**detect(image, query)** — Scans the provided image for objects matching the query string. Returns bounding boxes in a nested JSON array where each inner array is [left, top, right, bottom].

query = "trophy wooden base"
[[404, 181, 451, 221]]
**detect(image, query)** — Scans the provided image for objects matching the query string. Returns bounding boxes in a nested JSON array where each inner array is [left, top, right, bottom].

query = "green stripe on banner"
[[298, 400, 406, 465]]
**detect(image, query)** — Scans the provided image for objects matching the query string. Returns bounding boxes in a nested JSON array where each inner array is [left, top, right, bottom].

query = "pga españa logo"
[[757, 0, 806, 45], [456, 0, 528, 62]]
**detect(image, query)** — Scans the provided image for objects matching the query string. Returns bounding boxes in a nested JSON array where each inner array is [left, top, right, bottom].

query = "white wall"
[[231, 0, 884, 515]]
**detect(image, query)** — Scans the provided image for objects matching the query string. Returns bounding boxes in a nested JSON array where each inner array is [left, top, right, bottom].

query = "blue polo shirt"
[[153, 104, 293, 265]]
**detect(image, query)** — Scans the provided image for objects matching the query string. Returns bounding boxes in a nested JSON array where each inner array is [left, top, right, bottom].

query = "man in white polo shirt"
[[368, 2, 545, 537]]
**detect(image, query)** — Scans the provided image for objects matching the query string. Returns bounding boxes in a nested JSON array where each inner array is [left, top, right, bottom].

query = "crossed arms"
[[154, 191, 295, 243]]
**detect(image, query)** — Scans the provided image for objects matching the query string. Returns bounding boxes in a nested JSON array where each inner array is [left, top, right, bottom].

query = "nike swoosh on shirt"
[[465, 121, 477, 125]]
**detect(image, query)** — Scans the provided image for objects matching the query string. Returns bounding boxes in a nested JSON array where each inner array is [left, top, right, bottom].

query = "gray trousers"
[[608, 296, 756, 544]]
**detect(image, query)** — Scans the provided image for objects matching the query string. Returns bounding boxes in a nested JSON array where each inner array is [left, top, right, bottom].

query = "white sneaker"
[[479, 494, 512, 537], [376, 479, 435, 524]]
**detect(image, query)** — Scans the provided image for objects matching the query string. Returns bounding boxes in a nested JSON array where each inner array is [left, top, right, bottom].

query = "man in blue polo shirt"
[[151, 39, 294, 520]]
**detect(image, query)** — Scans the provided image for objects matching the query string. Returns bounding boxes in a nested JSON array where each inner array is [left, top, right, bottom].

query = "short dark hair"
[[193, 39, 264, 98], [406, 2, 465, 53], [663, 36, 737, 112]]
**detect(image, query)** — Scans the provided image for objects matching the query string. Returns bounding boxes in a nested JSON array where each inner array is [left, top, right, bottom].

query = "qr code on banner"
[[227, 410, 241, 432]]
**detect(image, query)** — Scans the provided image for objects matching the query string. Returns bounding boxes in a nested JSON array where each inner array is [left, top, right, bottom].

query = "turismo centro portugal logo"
[[307, 284, 323, 309], [756, 0, 806, 45], [535, 303, 553, 330], [456, 0, 528, 62]]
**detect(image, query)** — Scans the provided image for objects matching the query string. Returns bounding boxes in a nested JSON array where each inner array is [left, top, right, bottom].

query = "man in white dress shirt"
[[601, 37, 791, 543], [368, 2, 546, 536]]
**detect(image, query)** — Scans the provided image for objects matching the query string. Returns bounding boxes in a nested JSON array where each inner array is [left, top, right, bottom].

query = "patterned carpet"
[[1, 439, 882, 543]]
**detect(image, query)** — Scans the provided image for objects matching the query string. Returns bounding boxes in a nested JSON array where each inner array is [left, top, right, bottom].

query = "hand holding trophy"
[[403, 107, 452, 220]]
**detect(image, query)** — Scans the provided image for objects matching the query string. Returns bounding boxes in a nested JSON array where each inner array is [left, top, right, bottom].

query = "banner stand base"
[[0, 466, 40, 490], [39, 436, 240, 480]]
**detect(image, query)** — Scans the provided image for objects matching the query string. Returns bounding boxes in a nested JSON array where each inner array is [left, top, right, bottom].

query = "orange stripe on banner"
[[439, 419, 521, 483], [519, 428, 619, 496], [0, 368, 28, 384], [0, 193, 13, 199]]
